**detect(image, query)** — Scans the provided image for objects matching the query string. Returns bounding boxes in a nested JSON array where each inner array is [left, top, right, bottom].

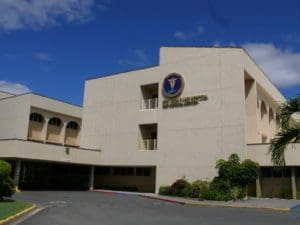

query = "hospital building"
[[0, 47, 299, 198]]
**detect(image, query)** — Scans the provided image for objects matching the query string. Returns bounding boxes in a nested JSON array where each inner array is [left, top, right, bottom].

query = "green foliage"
[[0, 160, 15, 199], [170, 178, 191, 197], [269, 94, 300, 166], [200, 185, 234, 201], [189, 180, 210, 199], [216, 154, 259, 188], [159, 185, 172, 196], [159, 154, 259, 201]]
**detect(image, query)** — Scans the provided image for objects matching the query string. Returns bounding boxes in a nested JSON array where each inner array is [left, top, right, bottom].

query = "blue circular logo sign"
[[163, 73, 184, 98]]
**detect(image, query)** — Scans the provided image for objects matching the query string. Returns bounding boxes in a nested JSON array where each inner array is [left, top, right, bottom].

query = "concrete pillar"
[[291, 167, 297, 199], [42, 118, 49, 143], [14, 160, 21, 191], [61, 122, 67, 145], [89, 166, 95, 191], [256, 176, 262, 198]]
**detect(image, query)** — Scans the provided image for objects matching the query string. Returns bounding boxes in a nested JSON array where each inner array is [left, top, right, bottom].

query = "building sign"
[[162, 73, 185, 98], [163, 95, 208, 109]]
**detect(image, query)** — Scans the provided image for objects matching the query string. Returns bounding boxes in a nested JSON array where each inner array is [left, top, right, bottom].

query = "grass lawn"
[[0, 199, 34, 221]]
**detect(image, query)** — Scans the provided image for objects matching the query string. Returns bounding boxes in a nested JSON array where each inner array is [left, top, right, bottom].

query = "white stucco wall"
[[81, 47, 255, 191], [0, 94, 31, 139]]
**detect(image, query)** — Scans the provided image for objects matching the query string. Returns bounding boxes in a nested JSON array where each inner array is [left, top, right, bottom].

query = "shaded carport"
[[94, 166, 156, 193], [10, 160, 91, 190]]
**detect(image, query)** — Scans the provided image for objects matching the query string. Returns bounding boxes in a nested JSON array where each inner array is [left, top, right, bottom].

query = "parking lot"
[[11, 191, 300, 225]]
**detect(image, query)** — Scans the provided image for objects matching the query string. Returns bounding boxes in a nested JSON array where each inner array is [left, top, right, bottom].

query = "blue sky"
[[0, 0, 299, 105]]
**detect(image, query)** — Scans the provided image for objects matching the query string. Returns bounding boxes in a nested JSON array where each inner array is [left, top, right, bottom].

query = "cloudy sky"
[[0, 0, 299, 105]]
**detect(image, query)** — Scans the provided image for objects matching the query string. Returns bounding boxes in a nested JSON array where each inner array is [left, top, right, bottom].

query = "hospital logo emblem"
[[163, 73, 184, 98]]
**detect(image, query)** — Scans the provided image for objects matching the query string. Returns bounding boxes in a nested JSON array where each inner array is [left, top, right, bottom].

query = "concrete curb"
[[0, 204, 36, 225], [139, 194, 185, 205], [92, 190, 295, 212], [139, 194, 292, 212]]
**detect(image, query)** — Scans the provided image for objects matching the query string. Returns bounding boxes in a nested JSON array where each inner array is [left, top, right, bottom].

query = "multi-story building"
[[0, 47, 299, 198]]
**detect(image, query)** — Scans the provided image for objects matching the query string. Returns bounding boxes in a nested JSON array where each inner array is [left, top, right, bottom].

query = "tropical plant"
[[269, 94, 300, 166], [0, 160, 15, 200]]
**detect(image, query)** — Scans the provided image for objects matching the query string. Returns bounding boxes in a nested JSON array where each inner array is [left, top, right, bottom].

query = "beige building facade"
[[0, 47, 299, 197]]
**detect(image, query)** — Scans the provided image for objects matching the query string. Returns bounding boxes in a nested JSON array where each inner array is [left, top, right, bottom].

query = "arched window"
[[49, 117, 62, 127], [29, 113, 44, 123], [67, 121, 79, 130]]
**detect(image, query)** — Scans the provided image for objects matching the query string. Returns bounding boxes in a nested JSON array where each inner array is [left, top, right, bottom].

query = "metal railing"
[[141, 98, 158, 110], [139, 139, 157, 150]]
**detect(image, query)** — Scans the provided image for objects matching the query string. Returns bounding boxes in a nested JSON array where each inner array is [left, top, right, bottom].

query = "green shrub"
[[297, 192, 300, 200], [216, 154, 259, 188], [0, 160, 15, 199], [159, 185, 172, 196], [279, 187, 292, 199], [189, 180, 210, 199], [200, 185, 234, 201], [170, 178, 191, 197]]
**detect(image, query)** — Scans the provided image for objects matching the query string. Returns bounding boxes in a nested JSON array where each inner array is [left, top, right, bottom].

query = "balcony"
[[140, 83, 158, 110], [0, 139, 101, 165], [139, 139, 157, 150], [141, 98, 158, 110]]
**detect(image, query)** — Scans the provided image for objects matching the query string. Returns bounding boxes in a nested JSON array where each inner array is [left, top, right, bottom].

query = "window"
[[140, 83, 158, 110], [260, 167, 291, 178], [49, 117, 62, 127], [29, 113, 43, 123], [113, 167, 134, 176], [67, 121, 79, 130], [139, 124, 157, 150], [136, 168, 151, 176]]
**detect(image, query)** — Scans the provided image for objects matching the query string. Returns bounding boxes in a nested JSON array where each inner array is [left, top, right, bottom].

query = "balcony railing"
[[141, 98, 158, 110], [139, 139, 157, 150]]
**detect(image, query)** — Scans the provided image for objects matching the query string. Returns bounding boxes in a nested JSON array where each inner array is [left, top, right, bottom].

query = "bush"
[[201, 185, 234, 201], [0, 160, 15, 199], [216, 154, 259, 188], [159, 185, 172, 196], [189, 180, 210, 199], [170, 179, 191, 197]]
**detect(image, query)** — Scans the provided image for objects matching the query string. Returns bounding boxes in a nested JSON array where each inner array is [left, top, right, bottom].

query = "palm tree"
[[269, 94, 300, 166]]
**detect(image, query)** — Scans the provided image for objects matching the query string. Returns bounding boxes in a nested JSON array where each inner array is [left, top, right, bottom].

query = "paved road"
[[11, 191, 300, 225]]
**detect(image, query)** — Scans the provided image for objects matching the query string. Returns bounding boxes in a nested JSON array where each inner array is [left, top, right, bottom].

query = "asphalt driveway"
[[10, 191, 300, 225]]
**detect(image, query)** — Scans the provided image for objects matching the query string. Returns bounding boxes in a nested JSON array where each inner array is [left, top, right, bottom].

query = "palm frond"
[[277, 94, 300, 130], [269, 129, 300, 166]]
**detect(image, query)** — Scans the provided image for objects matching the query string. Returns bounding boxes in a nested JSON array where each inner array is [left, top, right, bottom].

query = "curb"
[[0, 204, 36, 225], [92, 189, 140, 196], [92, 189, 294, 212], [139, 195, 185, 205], [139, 195, 291, 212]]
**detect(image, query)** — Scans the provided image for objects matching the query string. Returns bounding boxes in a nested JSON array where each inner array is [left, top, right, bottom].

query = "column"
[[61, 122, 67, 145], [14, 160, 21, 191], [291, 167, 297, 199], [42, 118, 49, 143], [89, 166, 95, 191], [256, 176, 262, 198]]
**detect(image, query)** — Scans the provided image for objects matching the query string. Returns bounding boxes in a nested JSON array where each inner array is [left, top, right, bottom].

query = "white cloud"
[[0, 0, 98, 31], [0, 81, 31, 95], [174, 25, 204, 40], [243, 43, 300, 88], [35, 52, 51, 61], [118, 49, 150, 67]]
